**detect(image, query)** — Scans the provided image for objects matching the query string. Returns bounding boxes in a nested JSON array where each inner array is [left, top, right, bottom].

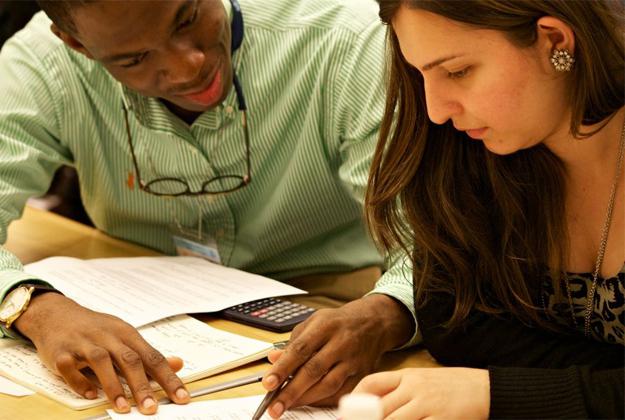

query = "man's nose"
[[159, 44, 205, 87]]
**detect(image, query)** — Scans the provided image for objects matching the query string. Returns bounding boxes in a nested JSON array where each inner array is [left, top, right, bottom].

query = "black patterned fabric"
[[541, 263, 625, 345]]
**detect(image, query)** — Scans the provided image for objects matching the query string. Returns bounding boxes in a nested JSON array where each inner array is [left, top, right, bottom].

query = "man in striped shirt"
[[0, 0, 417, 416]]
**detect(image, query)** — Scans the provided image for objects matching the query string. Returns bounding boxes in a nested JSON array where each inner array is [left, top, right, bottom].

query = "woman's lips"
[[464, 127, 488, 139]]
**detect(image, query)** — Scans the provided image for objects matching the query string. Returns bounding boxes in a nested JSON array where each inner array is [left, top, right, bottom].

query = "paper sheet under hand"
[[24, 256, 305, 327], [0, 316, 272, 410], [106, 395, 338, 419], [0, 375, 34, 397]]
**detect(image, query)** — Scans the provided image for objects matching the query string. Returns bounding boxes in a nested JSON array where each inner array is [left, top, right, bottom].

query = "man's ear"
[[50, 23, 94, 59]]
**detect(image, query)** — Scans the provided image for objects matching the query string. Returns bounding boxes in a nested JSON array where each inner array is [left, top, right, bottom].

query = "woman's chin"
[[482, 138, 523, 156]]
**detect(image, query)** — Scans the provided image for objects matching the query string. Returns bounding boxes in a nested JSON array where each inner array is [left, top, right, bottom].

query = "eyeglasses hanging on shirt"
[[122, 0, 250, 197]]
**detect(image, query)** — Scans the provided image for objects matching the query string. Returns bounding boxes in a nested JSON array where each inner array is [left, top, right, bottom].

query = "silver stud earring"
[[550, 49, 575, 72]]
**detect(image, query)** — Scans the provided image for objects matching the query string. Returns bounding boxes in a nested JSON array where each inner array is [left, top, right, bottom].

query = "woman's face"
[[392, 6, 571, 155]]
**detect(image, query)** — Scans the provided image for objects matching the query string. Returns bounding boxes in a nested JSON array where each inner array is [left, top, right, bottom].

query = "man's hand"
[[352, 368, 490, 419], [261, 294, 414, 418], [14, 292, 190, 415]]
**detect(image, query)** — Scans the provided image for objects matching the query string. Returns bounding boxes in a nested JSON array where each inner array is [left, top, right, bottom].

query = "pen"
[[83, 371, 267, 420], [247, 340, 291, 420], [251, 376, 290, 420], [175, 371, 266, 402]]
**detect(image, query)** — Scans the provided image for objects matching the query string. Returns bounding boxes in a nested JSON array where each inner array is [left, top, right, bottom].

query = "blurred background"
[[1, 0, 92, 226]]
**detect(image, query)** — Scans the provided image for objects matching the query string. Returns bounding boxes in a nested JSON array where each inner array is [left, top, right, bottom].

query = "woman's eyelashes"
[[447, 67, 470, 79]]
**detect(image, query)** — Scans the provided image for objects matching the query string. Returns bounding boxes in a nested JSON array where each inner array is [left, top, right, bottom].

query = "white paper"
[[0, 339, 95, 409], [107, 395, 339, 420], [0, 315, 272, 410], [24, 256, 305, 327], [0, 375, 34, 397]]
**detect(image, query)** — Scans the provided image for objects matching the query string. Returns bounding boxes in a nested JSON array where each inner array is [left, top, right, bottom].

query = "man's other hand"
[[14, 292, 190, 414], [261, 294, 414, 418]]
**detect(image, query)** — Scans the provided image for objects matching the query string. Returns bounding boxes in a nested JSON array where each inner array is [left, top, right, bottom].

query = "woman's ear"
[[50, 23, 94, 59], [535, 16, 575, 73], [536, 16, 576, 52]]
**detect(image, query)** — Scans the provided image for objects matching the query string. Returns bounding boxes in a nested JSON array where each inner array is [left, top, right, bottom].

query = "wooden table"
[[1, 206, 437, 420]]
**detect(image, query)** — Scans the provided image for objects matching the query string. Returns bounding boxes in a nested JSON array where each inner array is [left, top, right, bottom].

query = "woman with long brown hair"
[[353, 0, 624, 418]]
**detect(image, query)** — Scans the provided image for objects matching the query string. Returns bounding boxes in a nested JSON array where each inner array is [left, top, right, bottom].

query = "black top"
[[417, 292, 625, 419]]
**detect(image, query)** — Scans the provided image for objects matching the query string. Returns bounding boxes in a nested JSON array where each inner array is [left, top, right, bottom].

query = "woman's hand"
[[352, 367, 490, 419]]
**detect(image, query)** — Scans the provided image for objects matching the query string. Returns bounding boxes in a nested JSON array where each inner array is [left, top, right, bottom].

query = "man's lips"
[[179, 67, 223, 106]]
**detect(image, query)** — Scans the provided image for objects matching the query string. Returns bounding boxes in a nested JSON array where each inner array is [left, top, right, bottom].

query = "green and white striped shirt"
[[0, 0, 416, 343]]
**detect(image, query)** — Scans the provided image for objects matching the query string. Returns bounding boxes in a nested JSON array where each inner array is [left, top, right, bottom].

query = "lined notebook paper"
[[0, 315, 272, 409], [107, 395, 339, 419]]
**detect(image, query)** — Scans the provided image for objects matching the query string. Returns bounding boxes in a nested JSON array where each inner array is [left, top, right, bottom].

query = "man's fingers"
[[268, 346, 340, 417], [81, 345, 130, 413], [54, 352, 99, 400], [267, 349, 283, 364], [166, 356, 184, 373], [111, 345, 158, 415], [291, 362, 355, 407], [122, 329, 189, 406], [140, 347, 189, 405], [302, 374, 361, 407], [263, 325, 329, 391]]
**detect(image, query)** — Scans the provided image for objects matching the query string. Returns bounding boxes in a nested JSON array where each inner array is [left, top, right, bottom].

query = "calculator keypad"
[[223, 298, 316, 332]]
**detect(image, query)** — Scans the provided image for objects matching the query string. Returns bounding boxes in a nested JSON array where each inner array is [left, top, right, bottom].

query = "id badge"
[[171, 226, 222, 264]]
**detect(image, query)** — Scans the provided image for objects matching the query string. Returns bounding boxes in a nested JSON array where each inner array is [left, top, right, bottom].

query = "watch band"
[[21, 283, 61, 298], [0, 283, 62, 330]]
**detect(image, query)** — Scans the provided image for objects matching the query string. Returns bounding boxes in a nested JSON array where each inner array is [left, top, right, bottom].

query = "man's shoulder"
[[1, 12, 121, 128], [241, 0, 381, 37], [5, 12, 65, 61], [5, 12, 107, 82]]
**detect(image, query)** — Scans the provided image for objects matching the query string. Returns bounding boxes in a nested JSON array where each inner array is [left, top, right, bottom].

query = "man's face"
[[68, 0, 232, 113]]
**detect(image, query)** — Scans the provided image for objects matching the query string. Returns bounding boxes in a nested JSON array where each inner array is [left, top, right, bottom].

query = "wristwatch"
[[0, 284, 60, 330]]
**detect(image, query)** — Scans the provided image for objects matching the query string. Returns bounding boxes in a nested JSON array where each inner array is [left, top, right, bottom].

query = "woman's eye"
[[447, 68, 470, 79]]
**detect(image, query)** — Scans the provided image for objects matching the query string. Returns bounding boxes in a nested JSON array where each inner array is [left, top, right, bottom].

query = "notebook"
[[0, 315, 272, 410], [107, 395, 339, 420]]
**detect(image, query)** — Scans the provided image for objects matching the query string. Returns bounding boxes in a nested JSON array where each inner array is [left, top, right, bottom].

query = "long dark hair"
[[366, 0, 625, 327]]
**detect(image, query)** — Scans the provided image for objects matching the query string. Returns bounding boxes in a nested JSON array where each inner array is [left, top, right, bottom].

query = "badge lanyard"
[[171, 0, 247, 263]]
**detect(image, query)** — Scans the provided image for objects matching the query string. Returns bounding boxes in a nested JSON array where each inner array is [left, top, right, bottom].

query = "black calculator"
[[221, 298, 316, 332]]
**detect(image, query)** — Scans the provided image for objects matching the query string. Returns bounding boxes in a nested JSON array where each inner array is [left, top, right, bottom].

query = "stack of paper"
[[0, 375, 34, 397], [0, 315, 272, 409], [106, 395, 339, 420], [24, 256, 306, 327], [1, 256, 307, 409]]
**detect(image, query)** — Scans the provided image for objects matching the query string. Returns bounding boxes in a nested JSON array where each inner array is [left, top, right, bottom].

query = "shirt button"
[[225, 105, 234, 114]]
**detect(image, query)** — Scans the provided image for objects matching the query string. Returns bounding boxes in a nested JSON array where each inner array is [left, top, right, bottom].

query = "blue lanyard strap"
[[230, 0, 247, 112]]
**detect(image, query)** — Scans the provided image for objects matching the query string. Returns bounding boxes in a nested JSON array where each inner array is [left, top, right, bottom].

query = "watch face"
[[0, 287, 31, 321]]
